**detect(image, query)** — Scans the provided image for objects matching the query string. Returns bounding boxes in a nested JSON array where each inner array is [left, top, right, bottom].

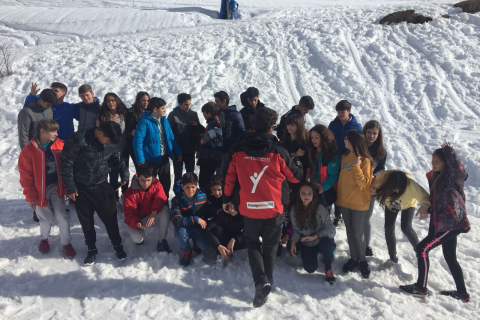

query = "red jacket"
[[124, 176, 167, 229], [18, 139, 66, 207], [223, 132, 303, 219]]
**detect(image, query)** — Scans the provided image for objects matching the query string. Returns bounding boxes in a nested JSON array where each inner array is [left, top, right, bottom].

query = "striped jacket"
[[170, 189, 212, 228]]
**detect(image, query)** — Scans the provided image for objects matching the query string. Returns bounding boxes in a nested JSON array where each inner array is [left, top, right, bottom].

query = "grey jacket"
[[17, 101, 53, 149], [76, 98, 101, 131], [290, 205, 336, 247]]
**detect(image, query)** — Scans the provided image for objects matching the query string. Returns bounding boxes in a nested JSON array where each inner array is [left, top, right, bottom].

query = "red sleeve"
[[18, 147, 37, 203], [123, 189, 141, 229], [151, 182, 167, 212], [223, 153, 238, 199]]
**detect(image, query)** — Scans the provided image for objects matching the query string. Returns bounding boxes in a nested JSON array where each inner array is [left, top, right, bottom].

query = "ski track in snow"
[[0, 1, 480, 319]]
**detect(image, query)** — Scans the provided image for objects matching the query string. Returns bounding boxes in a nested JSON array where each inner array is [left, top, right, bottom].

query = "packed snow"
[[0, 0, 479, 319]]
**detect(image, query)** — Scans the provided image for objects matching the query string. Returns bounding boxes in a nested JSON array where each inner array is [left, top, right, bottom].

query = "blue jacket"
[[198, 115, 223, 164], [170, 189, 211, 228], [23, 94, 76, 141], [328, 114, 362, 157], [218, 105, 245, 152], [133, 111, 181, 164]]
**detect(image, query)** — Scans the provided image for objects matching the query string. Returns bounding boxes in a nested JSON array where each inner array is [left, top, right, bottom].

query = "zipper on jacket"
[[447, 205, 458, 223]]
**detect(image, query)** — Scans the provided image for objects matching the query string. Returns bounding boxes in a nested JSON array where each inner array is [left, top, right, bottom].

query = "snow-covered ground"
[[0, 0, 479, 319]]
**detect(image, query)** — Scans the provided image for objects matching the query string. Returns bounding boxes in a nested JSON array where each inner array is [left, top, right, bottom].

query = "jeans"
[[174, 225, 211, 252]]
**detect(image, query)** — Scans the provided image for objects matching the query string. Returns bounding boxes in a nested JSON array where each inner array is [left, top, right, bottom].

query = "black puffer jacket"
[[60, 128, 129, 194]]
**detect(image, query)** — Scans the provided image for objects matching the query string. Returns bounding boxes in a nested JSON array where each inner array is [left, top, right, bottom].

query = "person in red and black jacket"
[[123, 163, 171, 253], [400, 143, 471, 302], [222, 107, 303, 308]]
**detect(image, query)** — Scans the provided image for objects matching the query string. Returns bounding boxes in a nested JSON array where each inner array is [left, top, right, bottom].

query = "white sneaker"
[[213, 255, 227, 270], [380, 258, 398, 270]]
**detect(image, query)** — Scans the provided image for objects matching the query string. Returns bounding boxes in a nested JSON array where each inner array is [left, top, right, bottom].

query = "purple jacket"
[[427, 146, 470, 234]]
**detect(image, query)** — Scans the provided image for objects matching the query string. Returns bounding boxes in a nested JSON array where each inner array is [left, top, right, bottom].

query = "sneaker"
[[381, 257, 398, 270], [156, 239, 172, 253], [114, 244, 127, 261], [180, 249, 192, 266], [84, 248, 98, 266], [399, 284, 428, 298], [276, 244, 283, 257], [63, 244, 76, 259], [365, 247, 373, 257], [38, 238, 50, 254], [333, 215, 342, 228], [213, 255, 227, 269], [253, 283, 272, 308], [325, 269, 336, 284], [33, 210, 39, 223], [440, 290, 470, 303], [360, 260, 371, 279], [192, 244, 202, 255], [342, 259, 359, 273]]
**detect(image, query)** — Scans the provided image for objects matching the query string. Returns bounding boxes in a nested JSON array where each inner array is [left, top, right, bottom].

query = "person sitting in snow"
[[170, 172, 212, 267], [123, 163, 172, 252], [202, 175, 246, 269], [18, 119, 75, 259]]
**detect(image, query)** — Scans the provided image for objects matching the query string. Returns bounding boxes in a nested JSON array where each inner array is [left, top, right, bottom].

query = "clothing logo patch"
[[244, 156, 271, 162], [342, 161, 354, 171], [250, 166, 268, 193], [247, 201, 275, 209]]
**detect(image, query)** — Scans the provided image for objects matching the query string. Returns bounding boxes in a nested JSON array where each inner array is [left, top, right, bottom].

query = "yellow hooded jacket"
[[336, 152, 372, 211], [372, 170, 431, 211]]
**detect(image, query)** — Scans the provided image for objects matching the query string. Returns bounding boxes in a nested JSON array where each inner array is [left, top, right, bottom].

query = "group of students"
[[16, 82, 471, 308]]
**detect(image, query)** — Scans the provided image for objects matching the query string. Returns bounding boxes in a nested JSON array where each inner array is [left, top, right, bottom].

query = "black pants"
[[244, 215, 283, 287], [384, 207, 419, 260], [300, 237, 335, 272], [108, 158, 129, 197], [173, 153, 195, 183], [205, 224, 246, 251], [147, 156, 171, 199], [415, 220, 467, 294], [75, 181, 122, 250], [199, 165, 217, 191]]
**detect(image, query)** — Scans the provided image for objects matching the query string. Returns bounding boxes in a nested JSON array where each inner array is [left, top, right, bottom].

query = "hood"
[[242, 132, 278, 154], [79, 97, 101, 111], [334, 113, 359, 125], [27, 101, 50, 113], [131, 175, 159, 190]]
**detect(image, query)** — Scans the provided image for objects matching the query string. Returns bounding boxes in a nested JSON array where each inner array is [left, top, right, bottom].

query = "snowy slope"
[[0, 0, 479, 319]]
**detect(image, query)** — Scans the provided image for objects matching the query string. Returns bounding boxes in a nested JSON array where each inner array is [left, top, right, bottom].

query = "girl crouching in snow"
[[400, 143, 470, 302], [290, 183, 336, 283]]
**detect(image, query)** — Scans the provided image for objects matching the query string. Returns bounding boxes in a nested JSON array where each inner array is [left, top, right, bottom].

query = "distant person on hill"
[[60, 121, 129, 266], [239, 87, 266, 129], [328, 100, 362, 227], [134, 97, 182, 198], [276, 95, 314, 140], [76, 84, 102, 131], [125, 91, 150, 169], [168, 93, 201, 182], [18, 119, 75, 259], [23, 82, 76, 141], [214, 91, 245, 174]]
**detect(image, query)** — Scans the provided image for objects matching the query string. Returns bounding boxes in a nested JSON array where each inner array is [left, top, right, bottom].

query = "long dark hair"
[[345, 130, 373, 164], [132, 91, 150, 119], [308, 124, 337, 164], [363, 120, 386, 160], [374, 171, 409, 209], [99, 93, 127, 122], [429, 148, 446, 192], [294, 183, 319, 229], [280, 114, 308, 149]]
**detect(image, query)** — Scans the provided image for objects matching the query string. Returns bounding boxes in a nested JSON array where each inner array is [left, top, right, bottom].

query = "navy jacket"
[[198, 115, 223, 166], [170, 189, 211, 228], [23, 94, 76, 141], [328, 114, 362, 157], [133, 111, 181, 164], [239, 91, 266, 127], [218, 105, 245, 153]]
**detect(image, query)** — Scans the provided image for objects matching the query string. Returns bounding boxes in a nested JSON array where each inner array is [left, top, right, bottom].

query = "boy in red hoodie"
[[123, 163, 171, 252], [18, 119, 75, 259]]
